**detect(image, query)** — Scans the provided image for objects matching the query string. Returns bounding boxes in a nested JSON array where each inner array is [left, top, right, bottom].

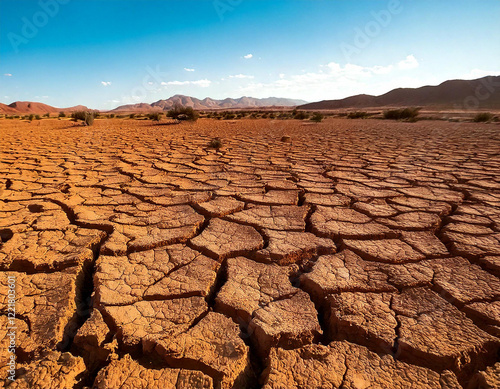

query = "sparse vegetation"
[[108, 113, 115, 118], [347, 111, 368, 119], [208, 137, 222, 149], [84, 111, 95, 126], [147, 112, 162, 121], [35, 115, 41, 120], [310, 112, 324, 122], [294, 111, 309, 120], [43, 112, 50, 118], [473, 112, 494, 122], [167, 104, 199, 121], [59, 111, 66, 118], [29, 114, 35, 121], [129, 113, 136, 119], [71, 111, 95, 125], [383, 107, 420, 121]]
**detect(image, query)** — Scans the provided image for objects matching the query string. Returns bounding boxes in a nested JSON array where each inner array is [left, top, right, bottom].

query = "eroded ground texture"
[[1, 118, 500, 388]]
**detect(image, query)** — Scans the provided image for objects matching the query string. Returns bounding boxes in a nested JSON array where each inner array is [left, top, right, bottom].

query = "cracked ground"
[[1, 117, 499, 389]]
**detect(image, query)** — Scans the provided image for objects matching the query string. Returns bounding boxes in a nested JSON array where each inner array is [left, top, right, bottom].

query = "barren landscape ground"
[[1, 117, 500, 388]]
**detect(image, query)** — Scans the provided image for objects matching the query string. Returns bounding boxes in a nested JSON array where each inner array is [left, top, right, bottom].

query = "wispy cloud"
[[101, 81, 112, 86], [184, 68, 195, 72], [3, 73, 12, 77], [243, 54, 253, 59], [160, 79, 212, 88], [228, 74, 254, 79]]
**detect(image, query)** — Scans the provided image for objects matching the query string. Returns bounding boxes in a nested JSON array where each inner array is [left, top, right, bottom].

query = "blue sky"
[[1, 0, 499, 109]]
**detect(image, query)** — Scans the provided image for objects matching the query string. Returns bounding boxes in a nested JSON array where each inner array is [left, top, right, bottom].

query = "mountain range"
[[298, 76, 500, 110], [0, 102, 89, 115], [1, 76, 499, 114], [111, 95, 308, 112]]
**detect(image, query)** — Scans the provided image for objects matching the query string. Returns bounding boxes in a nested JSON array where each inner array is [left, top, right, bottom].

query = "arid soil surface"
[[1, 117, 500, 388]]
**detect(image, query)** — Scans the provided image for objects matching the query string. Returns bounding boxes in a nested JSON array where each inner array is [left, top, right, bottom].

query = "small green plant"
[[473, 112, 493, 122], [310, 112, 324, 122], [43, 112, 50, 118], [35, 115, 41, 120], [347, 111, 368, 119], [59, 111, 66, 118], [383, 107, 420, 121], [29, 114, 35, 121], [208, 137, 222, 149]]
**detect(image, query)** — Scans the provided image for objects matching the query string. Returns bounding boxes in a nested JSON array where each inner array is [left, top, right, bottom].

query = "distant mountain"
[[298, 76, 500, 110], [112, 95, 307, 112], [0, 101, 90, 114]]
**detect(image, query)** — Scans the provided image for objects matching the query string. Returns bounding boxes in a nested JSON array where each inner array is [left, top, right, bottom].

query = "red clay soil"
[[0, 117, 499, 388]]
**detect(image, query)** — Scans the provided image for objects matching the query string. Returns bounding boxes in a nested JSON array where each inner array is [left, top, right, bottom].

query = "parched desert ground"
[[1, 117, 500, 388]]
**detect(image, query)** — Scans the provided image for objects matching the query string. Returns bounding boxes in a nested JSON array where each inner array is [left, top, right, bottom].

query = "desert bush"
[[84, 112, 95, 126], [224, 113, 236, 120], [473, 112, 493, 122], [13, 115, 20, 119], [72, 111, 87, 121], [147, 112, 162, 121], [59, 111, 66, 118], [108, 113, 115, 118], [29, 114, 35, 121], [43, 112, 50, 118], [310, 112, 324, 122], [383, 107, 420, 120], [71, 111, 95, 125], [294, 111, 309, 120], [347, 111, 368, 119], [167, 104, 199, 121], [129, 113, 136, 119], [35, 115, 41, 120], [208, 137, 222, 149]]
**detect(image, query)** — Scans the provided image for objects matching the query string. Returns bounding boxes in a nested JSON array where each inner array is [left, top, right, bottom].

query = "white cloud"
[[238, 56, 423, 101], [3, 73, 12, 77], [462, 69, 500, 79], [397, 55, 419, 70], [184, 68, 195, 72], [243, 54, 253, 59], [161, 79, 212, 88], [279, 74, 285, 79], [101, 81, 112, 86], [228, 74, 255, 79], [191, 79, 211, 87]]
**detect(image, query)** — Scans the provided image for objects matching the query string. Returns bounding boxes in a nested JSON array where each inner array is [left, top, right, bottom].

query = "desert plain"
[[0, 116, 499, 388]]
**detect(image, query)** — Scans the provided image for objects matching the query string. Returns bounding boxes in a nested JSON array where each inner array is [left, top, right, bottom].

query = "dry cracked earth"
[[0, 117, 500, 388]]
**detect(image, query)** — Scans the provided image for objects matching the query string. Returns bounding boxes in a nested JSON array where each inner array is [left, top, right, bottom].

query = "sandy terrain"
[[0, 117, 499, 388]]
